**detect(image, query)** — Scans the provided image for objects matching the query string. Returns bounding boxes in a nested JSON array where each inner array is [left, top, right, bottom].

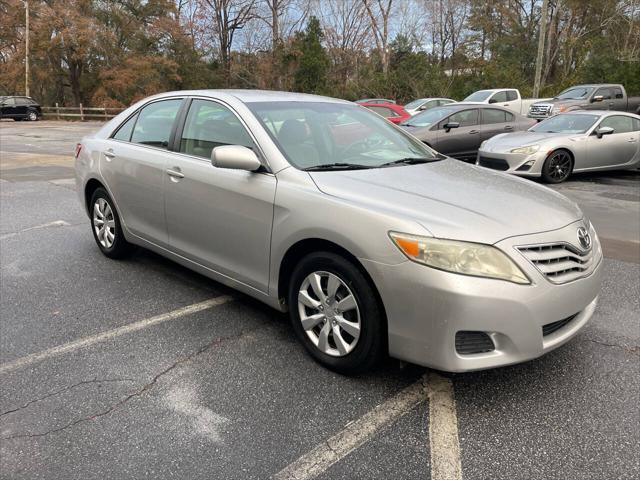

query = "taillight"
[[75, 143, 82, 159]]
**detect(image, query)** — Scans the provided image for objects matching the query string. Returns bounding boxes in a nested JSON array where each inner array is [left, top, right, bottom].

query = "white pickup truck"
[[459, 89, 549, 116]]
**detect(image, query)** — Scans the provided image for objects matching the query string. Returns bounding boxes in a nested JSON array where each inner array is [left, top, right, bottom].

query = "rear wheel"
[[541, 149, 573, 183], [288, 251, 385, 375], [89, 188, 133, 259]]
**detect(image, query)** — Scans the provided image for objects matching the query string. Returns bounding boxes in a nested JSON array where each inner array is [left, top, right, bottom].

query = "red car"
[[359, 102, 410, 124]]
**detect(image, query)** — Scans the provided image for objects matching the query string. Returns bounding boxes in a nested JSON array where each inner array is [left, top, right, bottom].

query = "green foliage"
[[293, 17, 330, 94]]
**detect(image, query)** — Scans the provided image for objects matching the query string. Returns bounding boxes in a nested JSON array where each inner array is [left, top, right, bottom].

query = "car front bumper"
[[476, 149, 550, 177], [361, 221, 603, 372]]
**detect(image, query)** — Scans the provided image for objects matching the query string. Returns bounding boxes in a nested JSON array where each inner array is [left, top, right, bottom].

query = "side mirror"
[[488, 98, 498, 104], [211, 145, 262, 172], [596, 126, 614, 138], [592, 95, 604, 103], [444, 122, 460, 132]]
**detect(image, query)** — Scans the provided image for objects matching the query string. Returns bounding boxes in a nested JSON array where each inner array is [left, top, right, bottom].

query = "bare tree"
[[203, 0, 257, 85], [363, 0, 394, 75]]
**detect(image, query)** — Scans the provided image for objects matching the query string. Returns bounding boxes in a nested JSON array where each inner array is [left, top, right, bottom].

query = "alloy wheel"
[[93, 198, 116, 248], [297, 271, 361, 357], [547, 151, 572, 181], [28, 111, 37, 121]]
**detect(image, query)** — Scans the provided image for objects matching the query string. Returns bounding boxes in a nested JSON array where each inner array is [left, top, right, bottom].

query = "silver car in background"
[[404, 97, 456, 116], [477, 110, 640, 183], [75, 90, 602, 374]]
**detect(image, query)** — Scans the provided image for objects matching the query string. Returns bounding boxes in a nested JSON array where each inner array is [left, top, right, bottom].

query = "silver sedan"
[[75, 90, 602, 374], [476, 110, 640, 183]]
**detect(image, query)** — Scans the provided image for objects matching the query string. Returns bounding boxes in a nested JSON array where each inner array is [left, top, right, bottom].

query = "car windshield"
[[247, 101, 441, 170], [399, 106, 453, 127], [463, 91, 492, 102], [530, 114, 599, 134], [404, 99, 427, 110], [555, 87, 594, 100]]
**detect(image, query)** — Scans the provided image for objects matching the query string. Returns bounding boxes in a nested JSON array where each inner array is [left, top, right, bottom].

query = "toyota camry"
[[75, 90, 602, 374]]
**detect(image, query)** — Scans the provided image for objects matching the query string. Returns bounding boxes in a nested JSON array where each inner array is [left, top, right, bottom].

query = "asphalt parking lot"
[[1, 120, 638, 480]]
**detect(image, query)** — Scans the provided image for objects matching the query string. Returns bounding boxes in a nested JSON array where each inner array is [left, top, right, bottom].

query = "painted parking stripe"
[[0, 296, 233, 375], [272, 375, 428, 480], [272, 372, 463, 480], [427, 372, 463, 480]]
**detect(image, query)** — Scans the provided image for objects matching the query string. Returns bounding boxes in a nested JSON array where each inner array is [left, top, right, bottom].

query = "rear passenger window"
[[612, 88, 623, 99], [506, 112, 515, 122], [179, 99, 254, 159], [506, 90, 518, 101], [112, 113, 138, 142], [131, 99, 182, 149], [482, 109, 507, 124]]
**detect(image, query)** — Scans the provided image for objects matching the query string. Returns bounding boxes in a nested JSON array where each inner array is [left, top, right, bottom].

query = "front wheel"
[[541, 150, 573, 183], [27, 111, 38, 121], [89, 188, 133, 259], [288, 251, 385, 375]]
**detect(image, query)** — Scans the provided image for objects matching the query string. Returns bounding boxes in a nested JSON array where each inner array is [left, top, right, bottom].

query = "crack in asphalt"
[[0, 378, 135, 417], [1, 330, 253, 441], [584, 338, 639, 356]]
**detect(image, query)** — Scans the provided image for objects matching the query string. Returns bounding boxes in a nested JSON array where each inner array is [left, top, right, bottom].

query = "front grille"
[[455, 331, 495, 355], [529, 104, 552, 116], [517, 243, 595, 284], [478, 156, 509, 171], [542, 314, 578, 336]]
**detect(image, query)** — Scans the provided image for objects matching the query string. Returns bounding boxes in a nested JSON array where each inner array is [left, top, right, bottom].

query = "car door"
[[1, 97, 17, 117], [480, 108, 515, 141], [435, 109, 481, 160], [15, 97, 29, 117], [164, 98, 276, 292], [610, 87, 626, 111], [585, 115, 638, 168], [586, 87, 612, 110], [100, 97, 184, 246]]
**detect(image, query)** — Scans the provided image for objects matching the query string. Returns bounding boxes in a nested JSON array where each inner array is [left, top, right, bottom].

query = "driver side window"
[[440, 109, 479, 129], [179, 99, 254, 160], [595, 88, 612, 100], [491, 91, 507, 103]]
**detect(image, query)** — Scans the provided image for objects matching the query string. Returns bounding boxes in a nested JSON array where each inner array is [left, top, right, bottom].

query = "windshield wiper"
[[379, 157, 439, 167], [303, 163, 373, 171]]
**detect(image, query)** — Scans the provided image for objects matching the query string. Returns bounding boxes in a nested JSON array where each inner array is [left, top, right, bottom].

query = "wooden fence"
[[41, 104, 125, 121]]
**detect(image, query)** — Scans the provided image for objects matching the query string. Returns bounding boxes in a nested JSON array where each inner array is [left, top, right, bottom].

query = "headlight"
[[510, 144, 539, 154], [389, 232, 530, 284]]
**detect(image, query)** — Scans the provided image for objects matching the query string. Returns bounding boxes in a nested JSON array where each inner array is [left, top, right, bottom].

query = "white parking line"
[[272, 376, 428, 480], [272, 372, 463, 480], [0, 296, 233, 375], [0, 220, 70, 240], [427, 372, 463, 480]]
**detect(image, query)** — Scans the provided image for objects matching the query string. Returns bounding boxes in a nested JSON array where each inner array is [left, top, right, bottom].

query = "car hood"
[[399, 124, 433, 139], [482, 132, 571, 151], [309, 159, 582, 245]]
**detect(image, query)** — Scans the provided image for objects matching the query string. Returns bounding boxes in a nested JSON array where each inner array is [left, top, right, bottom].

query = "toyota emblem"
[[577, 227, 591, 250]]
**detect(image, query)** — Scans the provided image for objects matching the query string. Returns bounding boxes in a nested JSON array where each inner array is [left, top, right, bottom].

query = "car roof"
[[560, 110, 638, 118], [155, 89, 350, 104], [567, 84, 622, 89]]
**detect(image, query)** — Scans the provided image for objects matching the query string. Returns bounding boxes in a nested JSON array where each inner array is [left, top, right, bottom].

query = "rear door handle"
[[469, 129, 479, 134], [104, 150, 115, 160], [504, 125, 514, 131], [166, 168, 184, 179]]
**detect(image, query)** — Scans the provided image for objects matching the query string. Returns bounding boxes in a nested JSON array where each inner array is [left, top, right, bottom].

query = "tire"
[[541, 149, 573, 183], [288, 251, 385, 375], [89, 187, 133, 259], [27, 111, 38, 121]]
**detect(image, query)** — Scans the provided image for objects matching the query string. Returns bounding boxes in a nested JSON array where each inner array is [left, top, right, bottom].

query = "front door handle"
[[166, 168, 184, 179], [104, 150, 115, 160], [469, 129, 479, 134], [504, 125, 514, 131]]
